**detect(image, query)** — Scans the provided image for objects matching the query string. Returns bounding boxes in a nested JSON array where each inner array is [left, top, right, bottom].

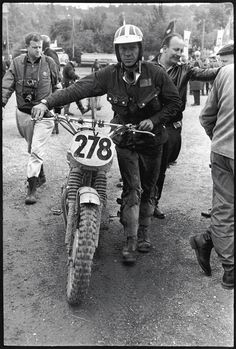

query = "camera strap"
[[22, 54, 42, 95]]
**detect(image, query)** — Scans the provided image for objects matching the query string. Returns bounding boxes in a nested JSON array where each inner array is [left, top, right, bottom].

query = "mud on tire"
[[66, 203, 99, 305]]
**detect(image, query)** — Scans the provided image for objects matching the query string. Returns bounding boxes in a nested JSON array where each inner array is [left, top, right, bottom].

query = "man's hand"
[[138, 119, 154, 131], [31, 103, 48, 120]]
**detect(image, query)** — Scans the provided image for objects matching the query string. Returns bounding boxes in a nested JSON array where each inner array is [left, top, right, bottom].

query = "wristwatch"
[[41, 99, 48, 107]]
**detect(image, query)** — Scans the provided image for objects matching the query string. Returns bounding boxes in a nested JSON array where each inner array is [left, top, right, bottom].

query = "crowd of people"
[[2, 25, 234, 289]]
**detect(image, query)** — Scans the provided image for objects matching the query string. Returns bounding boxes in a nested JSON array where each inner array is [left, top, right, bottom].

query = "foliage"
[[2, 2, 233, 60]]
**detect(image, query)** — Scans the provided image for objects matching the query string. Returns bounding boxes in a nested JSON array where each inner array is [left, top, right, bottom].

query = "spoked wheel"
[[66, 203, 99, 305]]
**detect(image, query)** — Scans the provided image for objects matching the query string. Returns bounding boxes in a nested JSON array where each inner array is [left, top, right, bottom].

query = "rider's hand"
[[31, 103, 48, 120], [138, 119, 154, 131]]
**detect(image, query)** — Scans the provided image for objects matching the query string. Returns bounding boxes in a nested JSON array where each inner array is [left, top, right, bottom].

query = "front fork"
[[62, 168, 107, 252]]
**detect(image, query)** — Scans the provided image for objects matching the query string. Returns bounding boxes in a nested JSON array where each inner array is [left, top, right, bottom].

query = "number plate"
[[69, 129, 115, 167]]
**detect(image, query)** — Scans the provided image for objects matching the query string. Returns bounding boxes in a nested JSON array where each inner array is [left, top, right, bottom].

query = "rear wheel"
[[66, 203, 99, 305]]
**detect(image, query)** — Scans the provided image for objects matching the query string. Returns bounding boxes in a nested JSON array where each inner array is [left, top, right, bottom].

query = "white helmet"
[[114, 24, 143, 45], [114, 24, 143, 62]]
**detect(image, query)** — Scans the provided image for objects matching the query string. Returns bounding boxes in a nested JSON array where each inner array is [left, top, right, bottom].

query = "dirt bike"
[[41, 104, 155, 305]]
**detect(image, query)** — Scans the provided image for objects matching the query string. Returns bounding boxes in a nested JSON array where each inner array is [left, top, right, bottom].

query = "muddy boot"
[[189, 232, 213, 276], [122, 237, 137, 264], [37, 165, 46, 188], [221, 264, 234, 290], [25, 177, 38, 205], [137, 225, 151, 253], [153, 204, 165, 219]]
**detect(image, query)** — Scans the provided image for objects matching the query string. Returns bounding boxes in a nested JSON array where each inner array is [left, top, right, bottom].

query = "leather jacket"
[[46, 61, 182, 141], [153, 57, 221, 123]]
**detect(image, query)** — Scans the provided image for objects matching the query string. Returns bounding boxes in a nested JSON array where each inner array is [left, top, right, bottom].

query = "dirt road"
[[3, 71, 233, 346]]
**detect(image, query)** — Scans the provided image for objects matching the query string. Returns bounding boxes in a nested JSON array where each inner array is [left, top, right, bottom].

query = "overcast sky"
[[56, 2, 205, 9]]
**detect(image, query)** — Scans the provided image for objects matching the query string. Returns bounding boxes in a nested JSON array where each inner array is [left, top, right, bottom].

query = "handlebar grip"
[[44, 110, 54, 118]]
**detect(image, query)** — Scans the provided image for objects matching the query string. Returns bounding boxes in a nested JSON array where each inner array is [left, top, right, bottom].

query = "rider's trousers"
[[16, 109, 54, 178], [116, 144, 163, 238]]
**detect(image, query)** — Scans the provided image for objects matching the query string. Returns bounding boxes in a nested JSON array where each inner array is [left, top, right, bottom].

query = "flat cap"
[[217, 43, 234, 56]]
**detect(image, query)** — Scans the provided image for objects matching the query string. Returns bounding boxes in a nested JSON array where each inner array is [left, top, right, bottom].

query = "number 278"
[[74, 134, 112, 161]]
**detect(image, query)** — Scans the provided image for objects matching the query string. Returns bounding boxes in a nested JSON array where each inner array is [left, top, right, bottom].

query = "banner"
[[216, 29, 224, 48], [183, 30, 191, 60]]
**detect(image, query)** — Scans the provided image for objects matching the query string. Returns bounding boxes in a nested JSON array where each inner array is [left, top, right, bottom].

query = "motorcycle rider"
[[31, 24, 182, 264]]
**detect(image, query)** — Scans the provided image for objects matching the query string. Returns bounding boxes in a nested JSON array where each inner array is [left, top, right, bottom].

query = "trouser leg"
[[16, 109, 35, 153], [116, 147, 141, 239], [209, 152, 234, 265], [167, 126, 182, 164], [139, 145, 163, 227], [27, 119, 54, 178], [155, 139, 169, 204], [193, 90, 200, 105]]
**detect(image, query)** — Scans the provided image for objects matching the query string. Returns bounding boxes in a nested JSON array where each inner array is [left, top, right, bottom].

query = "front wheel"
[[66, 203, 99, 305]]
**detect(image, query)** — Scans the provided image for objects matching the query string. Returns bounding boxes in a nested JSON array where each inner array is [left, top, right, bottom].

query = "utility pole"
[[3, 3, 10, 58], [72, 14, 75, 58], [201, 19, 205, 50]]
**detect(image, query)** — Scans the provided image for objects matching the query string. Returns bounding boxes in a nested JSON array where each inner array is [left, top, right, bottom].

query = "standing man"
[[41, 34, 62, 134], [152, 33, 220, 218], [32, 24, 182, 264], [189, 51, 204, 106], [2, 32, 60, 205], [62, 60, 87, 116], [190, 54, 234, 289], [91, 58, 101, 72]]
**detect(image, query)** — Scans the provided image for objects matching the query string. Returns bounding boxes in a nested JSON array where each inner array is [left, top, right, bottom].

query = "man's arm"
[[2, 62, 16, 106], [199, 83, 218, 139], [189, 65, 221, 82]]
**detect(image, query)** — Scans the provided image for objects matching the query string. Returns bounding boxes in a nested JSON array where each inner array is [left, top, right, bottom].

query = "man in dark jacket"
[[62, 61, 87, 116], [152, 33, 220, 219], [32, 24, 182, 264]]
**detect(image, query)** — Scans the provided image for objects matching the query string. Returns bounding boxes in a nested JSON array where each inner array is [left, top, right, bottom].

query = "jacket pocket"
[[107, 93, 129, 106], [137, 88, 161, 110]]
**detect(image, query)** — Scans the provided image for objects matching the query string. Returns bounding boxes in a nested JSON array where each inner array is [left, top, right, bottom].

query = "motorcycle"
[[41, 102, 155, 305]]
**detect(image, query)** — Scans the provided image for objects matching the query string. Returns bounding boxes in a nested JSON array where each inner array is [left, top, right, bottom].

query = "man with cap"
[[31, 24, 182, 264], [190, 43, 234, 289], [217, 43, 234, 66]]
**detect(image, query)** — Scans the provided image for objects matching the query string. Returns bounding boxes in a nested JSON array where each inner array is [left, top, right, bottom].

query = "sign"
[[183, 30, 191, 60]]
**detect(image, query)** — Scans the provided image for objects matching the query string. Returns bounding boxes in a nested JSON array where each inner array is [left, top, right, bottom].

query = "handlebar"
[[32, 110, 155, 137]]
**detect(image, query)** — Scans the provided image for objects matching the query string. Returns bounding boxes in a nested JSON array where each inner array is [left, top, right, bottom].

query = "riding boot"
[[37, 165, 46, 187], [221, 264, 234, 289], [25, 177, 38, 205], [137, 225, 151, 252], [189, 231, 213, 276]]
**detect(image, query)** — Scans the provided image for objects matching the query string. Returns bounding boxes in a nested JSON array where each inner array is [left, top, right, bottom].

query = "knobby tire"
[[66, 203, 99, 305]]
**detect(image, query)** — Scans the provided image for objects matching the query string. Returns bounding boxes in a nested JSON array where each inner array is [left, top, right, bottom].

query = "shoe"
[[65, 111, 74, 116], [122, 237, 137, 264], [153, 205, 165, 219], [168, 161, 177, 166], [221, 264, 234, 289], [189, 233, 213, 276], [25, 177, 37, 205], [191, 103, 199, 106], [201, 208, 211, 218], [137, 226, 151, 253], [36, 165, 46, 188]]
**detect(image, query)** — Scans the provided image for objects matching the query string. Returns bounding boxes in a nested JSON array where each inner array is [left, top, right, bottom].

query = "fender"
[[77, 186, 101, 206]]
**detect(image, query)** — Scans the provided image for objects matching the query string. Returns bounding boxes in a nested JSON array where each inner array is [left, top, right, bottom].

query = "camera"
[[23, 79, 38, 103]]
